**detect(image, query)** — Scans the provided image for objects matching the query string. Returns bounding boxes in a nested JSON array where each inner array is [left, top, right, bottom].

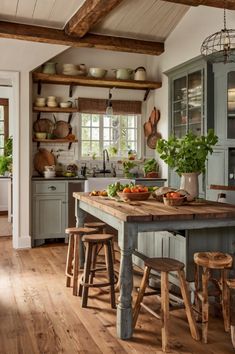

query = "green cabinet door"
[[33, 194, 67, 240]]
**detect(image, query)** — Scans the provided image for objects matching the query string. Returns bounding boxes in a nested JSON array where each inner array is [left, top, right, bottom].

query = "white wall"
[[0, 38, 68, 248]]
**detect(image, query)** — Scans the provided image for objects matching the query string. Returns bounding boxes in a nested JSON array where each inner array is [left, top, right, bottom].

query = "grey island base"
[[73, 192, 235, 340]]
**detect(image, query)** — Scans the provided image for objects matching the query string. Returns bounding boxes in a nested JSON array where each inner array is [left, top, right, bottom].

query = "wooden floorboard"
[[0, 237, 234, 353]]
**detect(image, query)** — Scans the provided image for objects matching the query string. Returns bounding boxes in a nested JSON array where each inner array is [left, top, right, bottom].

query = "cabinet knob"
[[48, 186, 56, 191]]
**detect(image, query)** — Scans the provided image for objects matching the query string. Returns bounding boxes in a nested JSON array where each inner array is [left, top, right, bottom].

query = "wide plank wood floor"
[[0, 236, 234, 354]]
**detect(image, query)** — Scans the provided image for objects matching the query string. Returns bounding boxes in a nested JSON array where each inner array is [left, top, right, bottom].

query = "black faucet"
[[99, 149, 111, 176]]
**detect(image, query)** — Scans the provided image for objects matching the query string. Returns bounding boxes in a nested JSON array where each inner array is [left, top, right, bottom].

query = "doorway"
[[0, 72, 19, 248]]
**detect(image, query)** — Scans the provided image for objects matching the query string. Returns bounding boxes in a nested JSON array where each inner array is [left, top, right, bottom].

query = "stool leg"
[[221, 269, 230, 332], [202, 267, 209, 344], [161, 271, 170, 353], [178, 269, 200, 341], [65, 233, 74, 287], [104, 241, 116, 309], [194, 263, 201, 321], [72, 234, 80, 296], [90, 243, 98, 285], [81, 242, 93, 308], [133, 266, 151, 328]]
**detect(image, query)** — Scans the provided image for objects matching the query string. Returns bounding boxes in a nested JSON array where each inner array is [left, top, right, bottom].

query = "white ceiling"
[[0, 0, 85, 29], [92, 0, 189, 42], [0, 0, 189, 41]]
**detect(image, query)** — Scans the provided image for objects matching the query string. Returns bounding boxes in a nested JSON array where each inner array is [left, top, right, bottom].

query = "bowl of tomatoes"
[[117, 185, 151, 201], [163, 191, 186, 206]]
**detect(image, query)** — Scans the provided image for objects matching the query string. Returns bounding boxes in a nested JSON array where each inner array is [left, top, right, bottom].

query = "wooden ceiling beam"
[[162, 0, 235, 10], [65, 0, 124, 37], [0, 21, 164, 56]]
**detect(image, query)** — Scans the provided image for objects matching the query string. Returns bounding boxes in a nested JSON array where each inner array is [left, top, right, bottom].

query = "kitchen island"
[[73, 193, 235, 340]]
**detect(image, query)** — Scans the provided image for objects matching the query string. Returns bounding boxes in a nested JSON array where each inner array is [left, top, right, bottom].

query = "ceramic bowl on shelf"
[[89, 68, 107, 78], [35, 132, 47, 139], [59, 101, 72, 108]]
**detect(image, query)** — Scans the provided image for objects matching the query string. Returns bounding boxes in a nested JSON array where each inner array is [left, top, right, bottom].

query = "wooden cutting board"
[[34, 148, 56, 175]]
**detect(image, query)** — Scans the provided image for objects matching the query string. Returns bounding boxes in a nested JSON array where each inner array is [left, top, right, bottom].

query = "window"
[[0, 99, 9, 156], [80, 113, 139, 158]]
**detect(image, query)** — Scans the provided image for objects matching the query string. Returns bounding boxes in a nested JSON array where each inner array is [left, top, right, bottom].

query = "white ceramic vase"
[[180, 172, 200, 201]]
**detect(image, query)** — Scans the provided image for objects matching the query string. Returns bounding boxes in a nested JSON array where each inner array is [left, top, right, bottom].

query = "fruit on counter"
[[123, 185, 148, 193], [165, 191, 182, 199], [89, 190, 108, 196], [63, 171, 76, 177]]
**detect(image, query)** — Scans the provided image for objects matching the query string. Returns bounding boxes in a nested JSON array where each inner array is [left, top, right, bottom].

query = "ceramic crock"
[[42, 62, 57, 75], [113, 68, 133, 80], [134, 66, 146, 80]]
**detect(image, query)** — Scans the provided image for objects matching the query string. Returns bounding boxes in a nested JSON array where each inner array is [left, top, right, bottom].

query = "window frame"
[[0, 98, 9, 156], [78, 112, 141, 160]]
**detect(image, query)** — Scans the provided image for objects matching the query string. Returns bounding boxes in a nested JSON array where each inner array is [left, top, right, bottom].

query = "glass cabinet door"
[[172, 70, 203, 138], [227, 71, 235, 139]]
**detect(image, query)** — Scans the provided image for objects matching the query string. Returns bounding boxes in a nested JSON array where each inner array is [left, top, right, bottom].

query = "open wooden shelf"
[[32, 72, 162, 100], [33, 106, 78, 113], [33, 138, 78, 143], [33, 138, 78, 150]]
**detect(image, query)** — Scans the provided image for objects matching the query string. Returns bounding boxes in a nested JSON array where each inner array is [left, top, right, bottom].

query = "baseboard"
[[13, 235, 31, 249]]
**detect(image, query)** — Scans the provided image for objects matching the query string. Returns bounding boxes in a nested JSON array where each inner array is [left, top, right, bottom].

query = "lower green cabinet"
[[33, 194, 67, 241], [32, 180, 85, 246]]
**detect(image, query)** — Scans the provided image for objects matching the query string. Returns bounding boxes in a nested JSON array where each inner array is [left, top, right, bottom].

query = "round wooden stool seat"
[[194, 252, 233, 269], [145, 257, 185, 272], [84, 222, 106, 229], [65, 227, 97, 235], [83, 233, 114, 243]]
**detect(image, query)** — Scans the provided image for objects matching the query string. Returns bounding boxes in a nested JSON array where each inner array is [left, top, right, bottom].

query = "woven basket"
[[163, 196, 185, 206]]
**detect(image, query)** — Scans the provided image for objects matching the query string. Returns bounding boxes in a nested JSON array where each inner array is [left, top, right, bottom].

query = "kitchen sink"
[[84, 177, 134, 192]]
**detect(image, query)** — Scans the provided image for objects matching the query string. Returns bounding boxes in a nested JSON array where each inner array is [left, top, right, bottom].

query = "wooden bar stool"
[[84, 221, 116, 263], [194, 252, 233, 343], [227, 279, 235, 349], [65, 227, 97, 296], [78, 233, 117, 309], [133, 257, 200, 353]]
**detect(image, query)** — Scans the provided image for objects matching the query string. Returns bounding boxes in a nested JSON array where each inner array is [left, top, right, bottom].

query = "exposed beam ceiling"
[[65, 0, 124, 37], [162, 0, 235, 10], [0, 21, 164, 56]]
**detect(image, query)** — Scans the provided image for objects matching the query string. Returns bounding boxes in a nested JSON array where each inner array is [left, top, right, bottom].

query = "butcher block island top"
[[73, 192, 235, 222]]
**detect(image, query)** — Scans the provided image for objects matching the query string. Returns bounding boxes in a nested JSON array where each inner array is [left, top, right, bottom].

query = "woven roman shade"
[[77, 98, 142, 115]]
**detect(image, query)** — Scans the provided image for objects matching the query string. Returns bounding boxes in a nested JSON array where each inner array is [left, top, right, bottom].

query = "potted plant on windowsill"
[[143, 158, 160, 178], [156, 129, 218, 200]]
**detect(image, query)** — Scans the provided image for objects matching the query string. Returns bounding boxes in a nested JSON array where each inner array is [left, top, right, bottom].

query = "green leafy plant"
[[0, 136, 13, 175], [122, 160, 137, 178], [156, 129, 218, 175], [143, 158, 159, 175]]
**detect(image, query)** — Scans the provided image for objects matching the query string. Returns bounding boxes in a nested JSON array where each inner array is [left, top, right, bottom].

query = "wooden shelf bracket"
[[69, 84, 74, 97], [144, 89, 151, 101], [37, 80, 42, 95]]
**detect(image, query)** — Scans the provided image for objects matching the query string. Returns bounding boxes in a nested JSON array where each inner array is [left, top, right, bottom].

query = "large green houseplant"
[[156, 129, 218, 199]]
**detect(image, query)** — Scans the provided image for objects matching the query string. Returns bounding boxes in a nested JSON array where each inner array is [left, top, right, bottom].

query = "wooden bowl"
[[163, 196, 185, 206], [117, 191, 151, 201]]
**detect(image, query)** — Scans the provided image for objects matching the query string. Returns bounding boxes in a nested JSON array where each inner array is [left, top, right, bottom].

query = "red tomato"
[[123, 187, 131, 193]]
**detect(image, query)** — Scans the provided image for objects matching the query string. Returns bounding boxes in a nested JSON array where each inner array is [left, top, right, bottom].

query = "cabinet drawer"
[[33, 181, 66, 194]]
